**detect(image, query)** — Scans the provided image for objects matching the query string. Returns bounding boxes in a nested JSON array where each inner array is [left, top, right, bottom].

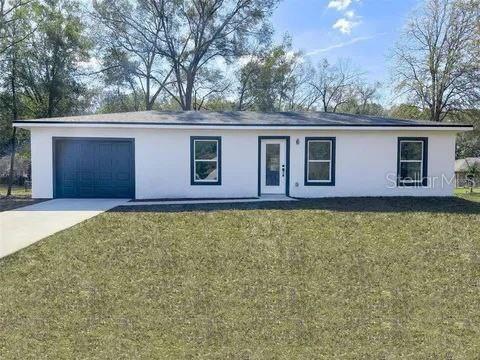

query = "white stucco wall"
[[28, 126, 457, 199]]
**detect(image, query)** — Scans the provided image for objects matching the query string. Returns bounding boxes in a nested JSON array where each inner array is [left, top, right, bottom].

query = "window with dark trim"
[[397, 137, 428, 187], [304, 137, 336, 186], [190, 136, 222, 185]]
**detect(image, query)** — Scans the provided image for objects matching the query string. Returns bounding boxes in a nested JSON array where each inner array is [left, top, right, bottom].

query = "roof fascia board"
[[13, 122, 473, 132]]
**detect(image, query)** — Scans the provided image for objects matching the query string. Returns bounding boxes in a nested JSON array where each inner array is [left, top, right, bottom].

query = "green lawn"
[[455, 187, 480, 202], [0, 184, 31, 196], [1, 197, 479, 359]]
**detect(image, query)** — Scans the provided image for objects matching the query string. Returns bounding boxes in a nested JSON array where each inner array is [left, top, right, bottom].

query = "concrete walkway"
[[0, 199, 127, 259], [127, 195, 297, 206]]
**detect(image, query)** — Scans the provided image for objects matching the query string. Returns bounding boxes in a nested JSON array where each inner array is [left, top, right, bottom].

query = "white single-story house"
[[13, 111, 473, 200]]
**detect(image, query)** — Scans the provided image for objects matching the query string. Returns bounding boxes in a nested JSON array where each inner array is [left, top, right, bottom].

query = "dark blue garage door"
[[54, 138, 135, 198]]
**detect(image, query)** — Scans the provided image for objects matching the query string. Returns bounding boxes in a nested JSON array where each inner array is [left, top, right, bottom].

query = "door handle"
[[281, 164, 285, 177]]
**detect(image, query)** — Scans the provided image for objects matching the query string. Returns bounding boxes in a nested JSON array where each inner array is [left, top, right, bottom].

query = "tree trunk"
[[430, 103, 442, 122], [47, 72, 55, 117], [362, 100, 367, 113], [184, 81, 193, 110], [7, 43, 18, 197], [322, 92, 328, 112], [145, 74, 152, 110], [237, 83, 246, 111], [183, 70, 196, 110]]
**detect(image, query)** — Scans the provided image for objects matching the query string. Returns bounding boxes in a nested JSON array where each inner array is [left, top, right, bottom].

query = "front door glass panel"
[[265, 144, 280, 186]]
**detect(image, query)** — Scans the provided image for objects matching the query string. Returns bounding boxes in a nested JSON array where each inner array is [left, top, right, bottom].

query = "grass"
[[0, 197, 479, 359], [455, 187, 480, 202], [0, 184, 31, 196]]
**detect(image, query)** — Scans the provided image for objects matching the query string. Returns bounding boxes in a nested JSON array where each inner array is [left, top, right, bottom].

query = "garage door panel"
[[97, 171, 113, 183], [116, 171, 131, 181], [54, 138, 134, 198], [62, 186, 76, 197], [62, 171, 76, 182], [79, 170, 95, 181]]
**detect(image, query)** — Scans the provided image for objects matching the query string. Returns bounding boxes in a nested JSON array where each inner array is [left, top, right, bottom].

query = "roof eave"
[[13, 121, 474, 132]]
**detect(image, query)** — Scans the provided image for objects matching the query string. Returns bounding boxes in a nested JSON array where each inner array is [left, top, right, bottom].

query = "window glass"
[[195, 141, 217, 160], [308, 141, 331, 160], [306, 139, 333, 183], [398, 139, 427, 185], [401, 141, 422, 160], [400, 162, 422, 181], [309, 162, 330, 181], [195, 161, 217, 181], [266, 144, 280, 186], [192, 138, 220, 184]]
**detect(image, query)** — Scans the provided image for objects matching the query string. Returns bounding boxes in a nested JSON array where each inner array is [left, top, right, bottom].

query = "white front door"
[[260, 139, 287, 195]]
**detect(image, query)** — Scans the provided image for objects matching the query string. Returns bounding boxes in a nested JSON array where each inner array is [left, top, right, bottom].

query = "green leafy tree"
[[0, 0, 33, 55], [0, 0, 92, 196], [337, 99, 385, 116], [94, 0, 278, 111], [389, 104, 428, 120], [453, 110, 480, 158], [93, 0, 172, 111], [464, 158, 480, 193], [0, 0, 35, 195], [18, 0, 92, 118], [237, 42, 302, 111]]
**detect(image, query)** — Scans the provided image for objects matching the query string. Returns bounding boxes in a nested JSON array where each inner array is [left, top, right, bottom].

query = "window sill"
[[191, 182, 222, 186], [397, 182, 428, 187], [304, 181, 335, 187]]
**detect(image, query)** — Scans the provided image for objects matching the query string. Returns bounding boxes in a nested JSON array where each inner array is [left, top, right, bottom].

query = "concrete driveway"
[[0, 199, 128, 259]]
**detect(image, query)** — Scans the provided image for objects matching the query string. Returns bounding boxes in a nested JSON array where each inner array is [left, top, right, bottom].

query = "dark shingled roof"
[[14, 110, 473, 128]]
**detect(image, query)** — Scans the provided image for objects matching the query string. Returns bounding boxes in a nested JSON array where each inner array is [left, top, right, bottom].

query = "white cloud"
[[305, 35, 374, 56], [328, 0, 361, 34], [327, 0, 352, 11], [345, 10, 355, 18], [332, 17, 360, 34]]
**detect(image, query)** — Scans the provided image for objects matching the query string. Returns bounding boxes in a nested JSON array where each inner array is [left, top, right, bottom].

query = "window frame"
[[304, 137, 336, 186], [190, 136, 222, 186], [397, 137, 428, 187]]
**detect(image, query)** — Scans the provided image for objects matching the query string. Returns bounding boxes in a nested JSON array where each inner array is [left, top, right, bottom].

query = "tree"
[[393, 0, 480, 122], [389, 103, 428, 120], [0, 0, 33, 55], [192, 67, 230, 110], [0, 0, 33, 196], [310, 59, 361, 112], [236, 42, 302, 111], [355, 81, 381, 114], [197, 97, 236, 111], [93, 0, 173, 111], [283, 57, 318, 111], [94, 0, 277, 111], [1, 0, 92, 196], [464, 158, 480, 193], [335, 80, 384, 115], [97, 90, 144, 114], [454, 109, 480, 158], [149, 0, 277, 110], [18, 0, 92, 118]]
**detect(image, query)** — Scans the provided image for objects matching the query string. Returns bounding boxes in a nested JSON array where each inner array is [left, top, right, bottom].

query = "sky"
[[271, 0, 421, 103]]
